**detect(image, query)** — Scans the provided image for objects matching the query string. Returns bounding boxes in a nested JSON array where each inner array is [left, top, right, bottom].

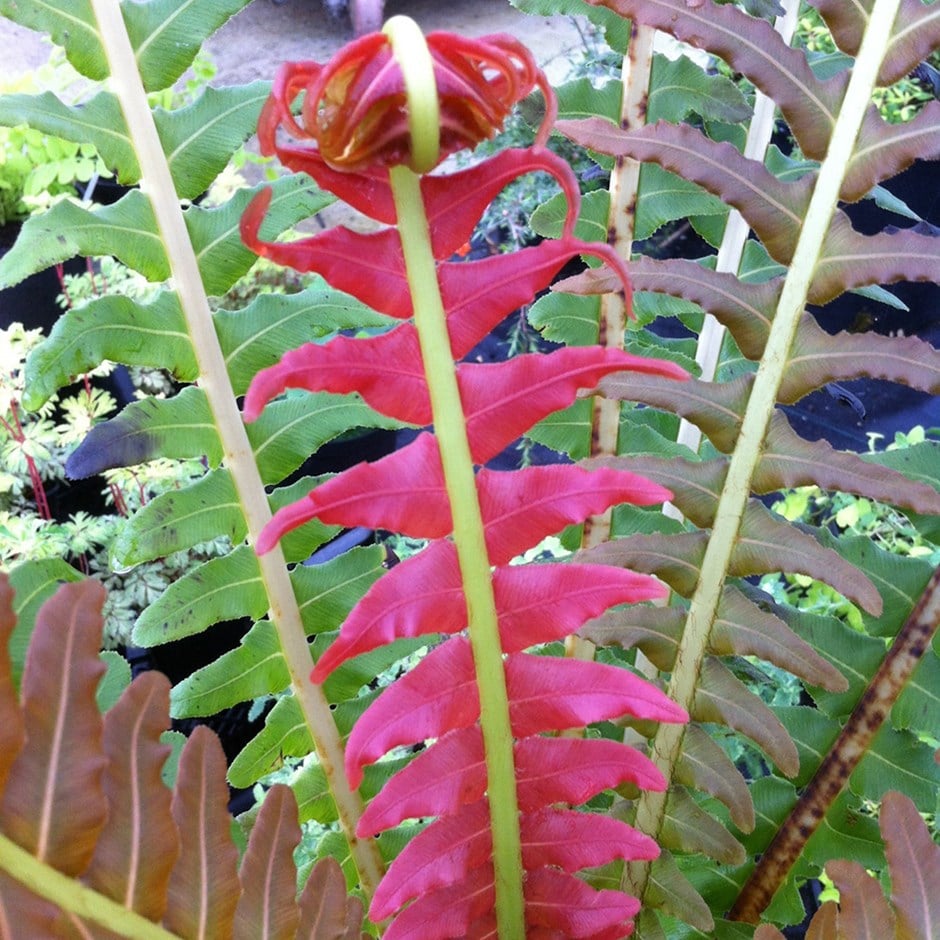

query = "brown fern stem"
[[578, 21, 652, 557], [728, 565, 940, 924], [568, 24, 654, 671]]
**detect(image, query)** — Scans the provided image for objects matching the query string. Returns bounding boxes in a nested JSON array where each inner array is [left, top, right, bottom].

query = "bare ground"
[[0, 0, 587, 87]]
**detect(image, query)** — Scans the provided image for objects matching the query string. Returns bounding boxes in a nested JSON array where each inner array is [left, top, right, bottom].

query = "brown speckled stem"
[[729, 565, 940, 923]]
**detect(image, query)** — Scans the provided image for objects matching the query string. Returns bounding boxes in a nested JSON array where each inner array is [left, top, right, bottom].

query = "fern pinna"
[[240, 17, 688, 938]]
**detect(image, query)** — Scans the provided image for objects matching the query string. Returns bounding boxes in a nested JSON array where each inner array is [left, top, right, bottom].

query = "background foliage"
[[0, 0, 937, 936]]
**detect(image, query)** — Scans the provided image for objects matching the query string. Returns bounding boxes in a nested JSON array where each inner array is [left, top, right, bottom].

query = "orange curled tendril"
[[257, 31, 555, 173]]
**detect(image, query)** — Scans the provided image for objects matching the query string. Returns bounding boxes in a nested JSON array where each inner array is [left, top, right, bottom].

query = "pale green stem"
[[384, 15, 440, 173], [384, 19, 524, 933], [626, 0, 902, 902], [671, 0, 798, 461], [389, 162, 526, 937], [88, 0, 384, 903], [0, 832, 182, 940]]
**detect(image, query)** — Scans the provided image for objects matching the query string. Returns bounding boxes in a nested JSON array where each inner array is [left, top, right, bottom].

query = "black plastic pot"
[[788, 159, 940, 452]]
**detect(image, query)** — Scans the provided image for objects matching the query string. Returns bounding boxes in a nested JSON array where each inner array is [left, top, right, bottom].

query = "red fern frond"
[[243, 33, 688, 935]]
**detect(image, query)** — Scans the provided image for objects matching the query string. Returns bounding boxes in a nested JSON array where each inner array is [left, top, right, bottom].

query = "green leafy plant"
[[0, 320, 233, 650], [797, 4, 940, 125], [0, 50, 115, 225], [764, 431, 940, 632], [0, 124, 104, 225], [0, 0, 417, 917], [0, 0, 938, 937]]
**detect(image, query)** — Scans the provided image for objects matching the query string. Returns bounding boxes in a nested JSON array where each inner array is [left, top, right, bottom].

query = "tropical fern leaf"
[[0, 573, 366, 937], [527, 0, 940, 931], [0, 0, 392, 895]]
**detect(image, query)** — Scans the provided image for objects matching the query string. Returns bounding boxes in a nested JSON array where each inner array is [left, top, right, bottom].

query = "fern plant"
[[513, 0, 940, 934], [1, 575, 935, 936], [0, 0, 398, 902], [0, 572, 366, 937], [754, 790, 940, 940], [0, 0, 689, 933], [237, 19, 690, 935], [0, 0, 938, 937]]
